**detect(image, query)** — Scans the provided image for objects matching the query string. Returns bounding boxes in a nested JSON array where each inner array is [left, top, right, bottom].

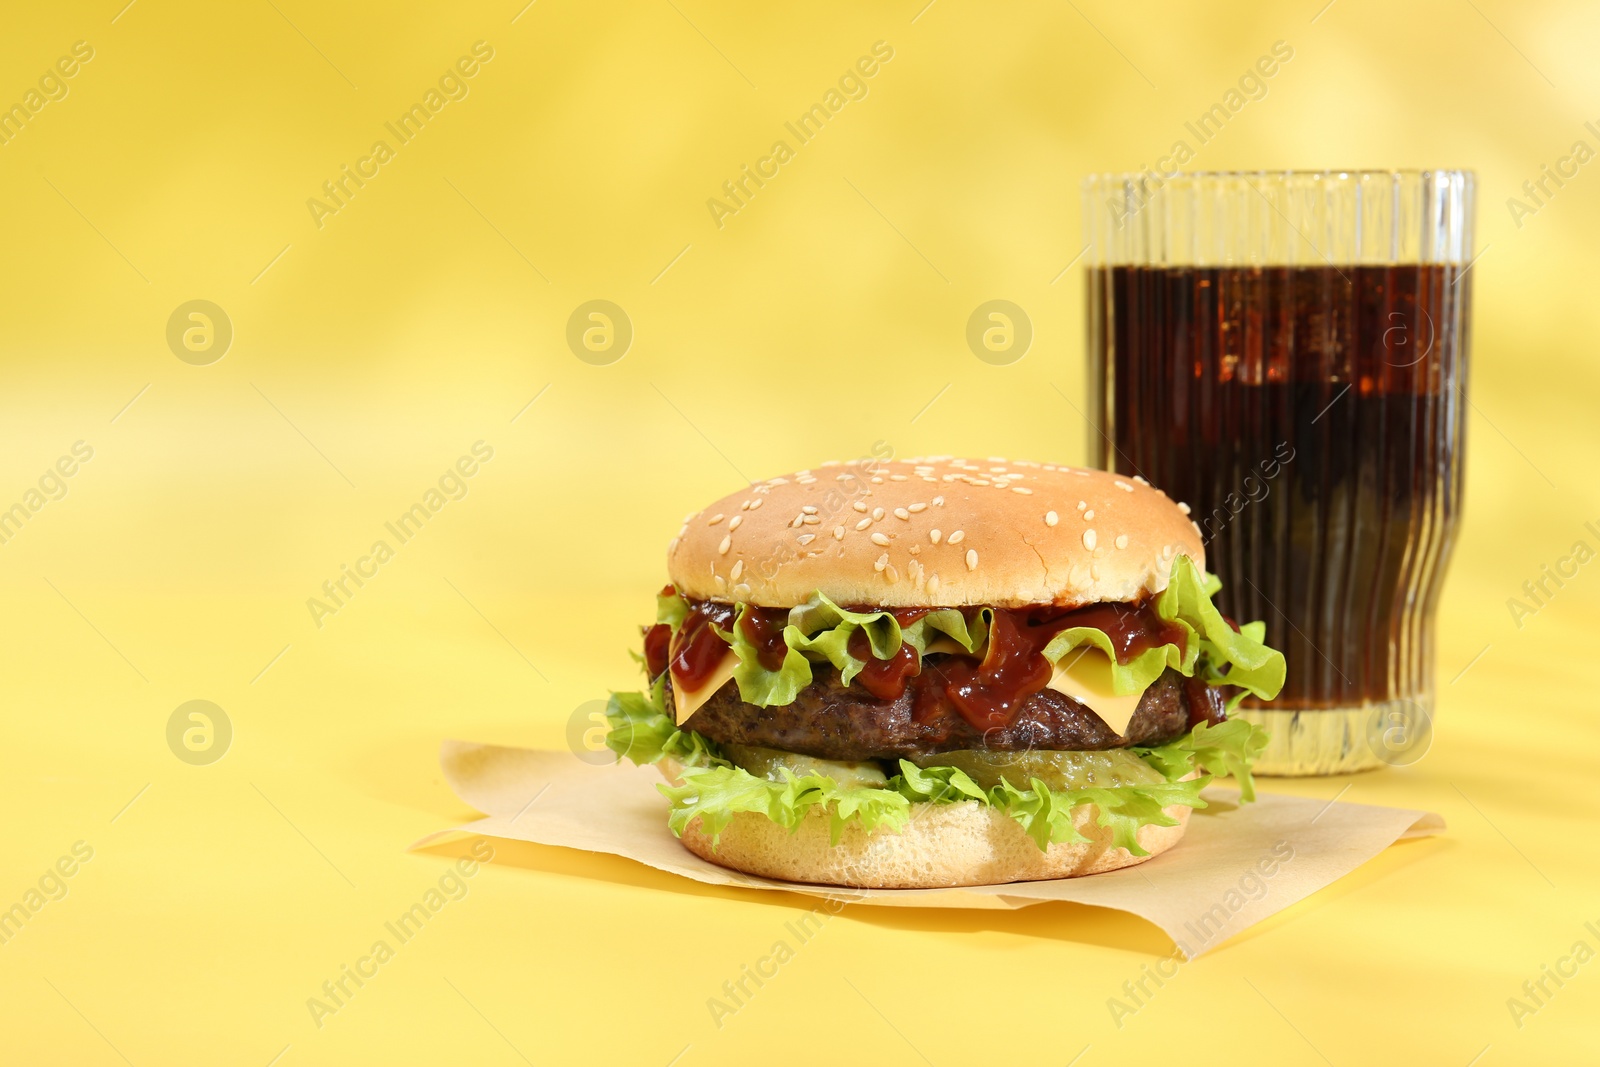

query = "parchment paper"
[[415, 741, 1444, 957]]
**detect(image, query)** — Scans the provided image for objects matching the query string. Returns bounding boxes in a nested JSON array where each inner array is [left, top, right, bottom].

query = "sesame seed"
[[1133, 475, 1149, 485], [729, 515, 742, 531], [872, 507, 885, 521], [908, 502, 927, 513], [801, 505, 818, 515], [730, 559, 745, 580], [947, 530, 965, 545], [797, 534, 815, 546], [965, 549, 978, 570], [802, 515, 820, 525], [933, 496, 944, 506], [890, 474, 908, 481], [893, 507, 910, 520], [852, 500, 868, 513], [874, 553, 889, 572], [740, 500, 751, 511], [732, 582, 751, 598], [1045, 511, 1059, 526], [930, 529, 942, 544], [1162, 544, 1174, 558], [870, 477, 884, 484], [909, 544, 921, 555], [714, 575, 727, 592], [1084, 509, 1095, 520], [718, 535, 732, 554], [1115, 534, 1130, 549], [871, 532, 891, 546], [709, 513, 725, 525], [856, 518, 872, 531], [1090, 563, 1102, 581], [1083, 529, 1097, 550], [1077, 501, 1087, 510], [1011, 486, 1032, 495], [1178, 502, 1191, 515], [1114, 480, 1134, 492], [789, 516, 804, 528], [884, 563, 900, 582], [833, 525, 845, 540], [747, 498, 764, 510], [927, 574, 940, 595]]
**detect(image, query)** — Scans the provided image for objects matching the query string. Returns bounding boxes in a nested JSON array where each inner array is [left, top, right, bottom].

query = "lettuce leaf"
[[657, 588, 689, 633], [1038, 626, 1190, 697], [603, 676, 726, 769], [719, 608, 816, 707], [604, 684, 1272, 853], [1135, 717, 1270, 803], [982, 773, 1207, 854], [1158, 555, 1285, 703], [659, 766, 914, 846]]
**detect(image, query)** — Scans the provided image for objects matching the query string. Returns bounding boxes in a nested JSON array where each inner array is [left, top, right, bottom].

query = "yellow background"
[[3, 0, 1598, 1063]]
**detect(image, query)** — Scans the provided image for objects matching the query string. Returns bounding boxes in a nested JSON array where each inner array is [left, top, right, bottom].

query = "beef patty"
[[678, 659, 1214, 762]]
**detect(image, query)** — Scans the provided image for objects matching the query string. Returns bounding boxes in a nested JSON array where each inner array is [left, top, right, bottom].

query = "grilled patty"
[[677, 659, 1207, 762]]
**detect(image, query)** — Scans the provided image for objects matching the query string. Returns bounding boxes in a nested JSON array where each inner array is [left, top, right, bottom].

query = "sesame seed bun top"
[[666, 457, 1205, 608]]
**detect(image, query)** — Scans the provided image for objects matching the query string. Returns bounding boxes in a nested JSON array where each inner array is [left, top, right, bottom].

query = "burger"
[[605, 457, 1285, 889]]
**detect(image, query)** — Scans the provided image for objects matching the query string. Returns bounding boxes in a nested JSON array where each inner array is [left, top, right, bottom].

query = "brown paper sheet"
[[415, 741, 1444, 957]]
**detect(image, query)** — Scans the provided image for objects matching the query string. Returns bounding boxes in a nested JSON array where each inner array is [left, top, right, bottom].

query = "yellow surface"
[[3, 1, 1598, 1063]]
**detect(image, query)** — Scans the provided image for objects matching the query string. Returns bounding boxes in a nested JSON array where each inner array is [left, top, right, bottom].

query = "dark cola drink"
[[1084, 172, 1476, 774]]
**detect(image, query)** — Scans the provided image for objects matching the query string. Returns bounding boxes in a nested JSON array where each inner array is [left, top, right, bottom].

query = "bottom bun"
[[677, 794, 1191, 889]]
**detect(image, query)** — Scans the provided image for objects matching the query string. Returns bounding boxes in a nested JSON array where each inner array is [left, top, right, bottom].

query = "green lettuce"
[[718, 595, 990, 706], [604, 676, 723, 769], [1136, 717, 1270, 802], [604, 681, 1272, 853], [659, 766, 915, 846], [1159, 555, 1285, 704], [657, 588, 689, 633]]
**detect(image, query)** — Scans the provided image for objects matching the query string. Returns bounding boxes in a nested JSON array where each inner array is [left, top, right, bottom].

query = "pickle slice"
[[911, 748, 1163, 790], [724, 744, 889, 789]]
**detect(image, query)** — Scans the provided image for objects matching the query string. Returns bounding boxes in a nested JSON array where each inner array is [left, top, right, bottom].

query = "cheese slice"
[[1043, 647, 1144, 737], [671, 652, 739, 725]]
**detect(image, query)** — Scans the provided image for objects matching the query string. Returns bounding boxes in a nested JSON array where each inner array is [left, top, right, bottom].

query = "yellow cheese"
[[671, 652, 739, 725], [1043, 647, 1144, 737]]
